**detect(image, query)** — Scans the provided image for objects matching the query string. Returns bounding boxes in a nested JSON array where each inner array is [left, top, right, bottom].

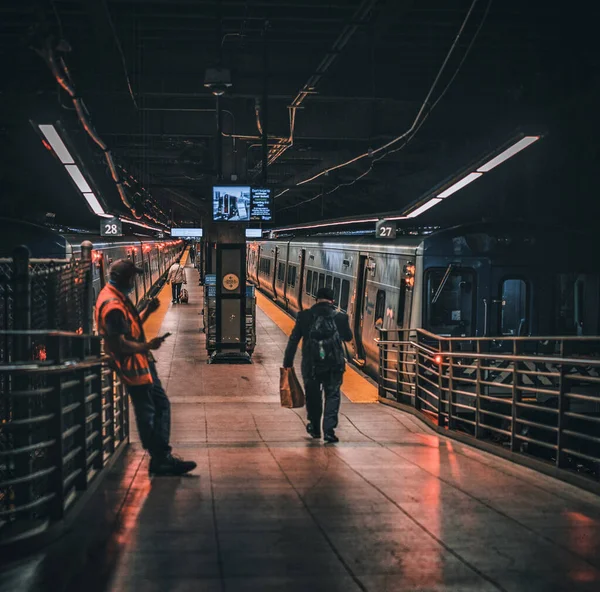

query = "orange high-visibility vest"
[[95, 284, 152, 386]]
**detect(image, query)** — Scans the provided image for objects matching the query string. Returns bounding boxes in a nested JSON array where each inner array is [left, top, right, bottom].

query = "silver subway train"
[[248, 223, 600, 379]]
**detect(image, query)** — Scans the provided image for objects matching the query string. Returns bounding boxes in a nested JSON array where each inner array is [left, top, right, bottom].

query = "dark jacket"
[[283, 302, 353, 379]]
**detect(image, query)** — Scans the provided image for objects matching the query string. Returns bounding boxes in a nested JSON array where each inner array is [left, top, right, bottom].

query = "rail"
[[0, 330, 128, 552], [377, 329, 600, 487]]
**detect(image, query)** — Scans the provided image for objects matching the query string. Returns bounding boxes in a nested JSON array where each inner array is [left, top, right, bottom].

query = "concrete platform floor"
[[71, 265, 600, 592]]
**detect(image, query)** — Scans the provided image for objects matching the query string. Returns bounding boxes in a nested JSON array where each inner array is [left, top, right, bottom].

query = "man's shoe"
[[172, 300, 176, 304], [149, 454, 197, 476], [306, 422, 321, 439], [324, 432, 339, 444]]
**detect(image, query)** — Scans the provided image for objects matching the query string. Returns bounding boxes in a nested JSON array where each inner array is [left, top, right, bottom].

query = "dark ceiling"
[[0, 0, 598, 231]]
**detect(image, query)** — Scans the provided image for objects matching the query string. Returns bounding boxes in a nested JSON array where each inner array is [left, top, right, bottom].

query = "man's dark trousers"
[[171, 282, 182, 302], [304, 371, 343, 435], [127, 362, 172, 459]]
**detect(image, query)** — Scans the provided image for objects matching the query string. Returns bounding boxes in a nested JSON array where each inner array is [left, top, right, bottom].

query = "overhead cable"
[[280, 0, 491, 212]]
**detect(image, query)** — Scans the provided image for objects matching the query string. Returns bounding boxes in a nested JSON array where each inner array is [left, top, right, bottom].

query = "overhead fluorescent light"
[[437, 172, 483, 199], [82, 192, 105, 215], [477, 136, 540, 173], [245, 228, 262, 238], [38, 124, 74, 164], [97, 213, 113, 218], [407, 198, 442, 218], [65, 164, 92, 193]]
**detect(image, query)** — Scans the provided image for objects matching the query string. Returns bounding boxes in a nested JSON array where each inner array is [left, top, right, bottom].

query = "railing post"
[[510, 341, 521, 452], [556, 340, 568, 468], [448, 341, 455, 430], [475, 341, 482, 439], [437, 341, 444, 427], [414, 332, 421, 412], [80, 241, 94, 335]]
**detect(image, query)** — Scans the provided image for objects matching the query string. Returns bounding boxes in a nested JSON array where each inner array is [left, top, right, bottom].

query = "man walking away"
[[96, 259, 196, 476], [167, 258, 187, 303], [189, 245, 196, 265], [283, 287, 353, 443]]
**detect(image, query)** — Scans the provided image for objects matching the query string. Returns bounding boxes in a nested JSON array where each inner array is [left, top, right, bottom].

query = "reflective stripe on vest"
[[96, 284, 152, 386]]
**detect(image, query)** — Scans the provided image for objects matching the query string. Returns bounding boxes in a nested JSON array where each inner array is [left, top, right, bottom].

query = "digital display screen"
[[212, 186, 251, 222], [245, 228, 262, 238], [249, 188, 273, 222], [212, 186, 273, 222], [171, 228, 203, 237]]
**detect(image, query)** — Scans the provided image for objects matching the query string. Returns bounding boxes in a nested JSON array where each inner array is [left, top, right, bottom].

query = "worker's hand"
[[146, 297, 160, 314], [147, 337, 164, 351]]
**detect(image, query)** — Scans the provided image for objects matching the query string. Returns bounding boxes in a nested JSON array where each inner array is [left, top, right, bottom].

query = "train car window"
[[277, 262, 285, 283], [340, 280, 350, 312], [397, 278, 407, 327], [306, 270, 313, 293], [325, 275, 333, 289], [425, 269, 475, 336], [312, 272, 319, 296], [318, 273, 325, 290], [287, 265, 297, 287], [333, 277, 341, 305], [375, 290, 386, 327], [501, 279, 528, 336]]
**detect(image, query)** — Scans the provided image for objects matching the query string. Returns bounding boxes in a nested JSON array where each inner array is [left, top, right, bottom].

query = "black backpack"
[[307, 308, 345, 376]]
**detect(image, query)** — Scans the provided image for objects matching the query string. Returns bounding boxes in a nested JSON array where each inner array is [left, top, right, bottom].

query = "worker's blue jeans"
[[127, 362, 172, 459]]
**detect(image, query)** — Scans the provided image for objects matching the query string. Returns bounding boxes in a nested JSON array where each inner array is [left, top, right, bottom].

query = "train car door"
[[298, 249, 306, 311], [272, 246, 278, 296], [352, 254, 369, 362], [489, 268, 531, 338]]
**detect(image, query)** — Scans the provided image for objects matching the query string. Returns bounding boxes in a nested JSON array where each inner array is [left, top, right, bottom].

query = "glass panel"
[[318, 273, 325, 290], [333, 277, 341, 305], [501, 279, 527, 336], [375, 290, 386, 327], [340, 280, 350, 312], [306, 270, 313, 293], [312, 272, 318, 296], [426, 269, 475, 336], [325, 275, 333, 289]]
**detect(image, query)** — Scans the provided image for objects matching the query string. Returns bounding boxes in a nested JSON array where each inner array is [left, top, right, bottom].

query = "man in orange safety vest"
[[96, 259, 196, 476]]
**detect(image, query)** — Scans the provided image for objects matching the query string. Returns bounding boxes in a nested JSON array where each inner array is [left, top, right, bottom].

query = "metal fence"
[[377, 329, 600, 486], [0, 245, 128, 554]]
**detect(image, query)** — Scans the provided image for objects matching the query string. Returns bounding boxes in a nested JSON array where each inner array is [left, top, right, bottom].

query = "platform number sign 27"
[[376, 220, 396, 239], [100, 217, 122, 237]]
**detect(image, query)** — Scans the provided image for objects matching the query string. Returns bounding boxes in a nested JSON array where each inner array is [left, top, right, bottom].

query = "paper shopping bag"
[[279, 367, 305, 409]]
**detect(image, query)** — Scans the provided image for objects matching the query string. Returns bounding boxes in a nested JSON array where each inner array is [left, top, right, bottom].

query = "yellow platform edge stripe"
[[255, 291, 378, 404], [144, 249, 189, 340]]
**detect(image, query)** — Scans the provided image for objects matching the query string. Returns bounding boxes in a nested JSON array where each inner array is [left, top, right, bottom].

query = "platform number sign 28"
[[100, 218, 123, 237], [376, 220, 396, 239]]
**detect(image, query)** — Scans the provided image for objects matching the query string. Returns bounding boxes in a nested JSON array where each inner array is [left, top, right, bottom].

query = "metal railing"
[[0, 331, 128, 550], [377, 329, 600, 485]]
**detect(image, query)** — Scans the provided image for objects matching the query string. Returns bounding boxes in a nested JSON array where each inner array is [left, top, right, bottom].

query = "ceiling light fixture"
[[65, 164, 92, 193], [38, 124, 75, 164], [82, 192, 105, 215], [437, 172, 483, 198], [407, 198, 442, 218], [476, 135, 540, 172]]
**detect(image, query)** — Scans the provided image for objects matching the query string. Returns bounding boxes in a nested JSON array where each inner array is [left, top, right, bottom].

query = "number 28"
[[105, 224, 118, 234]]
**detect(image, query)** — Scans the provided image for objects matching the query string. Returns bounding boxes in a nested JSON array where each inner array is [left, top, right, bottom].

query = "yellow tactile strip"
[[144, 249, 189, 340], [255, 291, 378, 404]]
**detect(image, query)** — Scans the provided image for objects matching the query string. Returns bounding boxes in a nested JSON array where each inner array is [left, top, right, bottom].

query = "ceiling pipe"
[[255, 0, 380, 173]]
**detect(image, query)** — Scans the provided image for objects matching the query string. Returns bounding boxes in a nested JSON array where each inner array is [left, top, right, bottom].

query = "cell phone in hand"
[[159, 332, 172, 341]]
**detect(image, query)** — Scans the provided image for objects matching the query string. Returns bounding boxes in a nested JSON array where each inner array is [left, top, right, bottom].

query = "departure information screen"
[[249, 188, 273, 222]]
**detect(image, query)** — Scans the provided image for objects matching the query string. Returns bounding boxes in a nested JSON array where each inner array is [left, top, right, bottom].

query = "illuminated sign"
[[171, 228, 203, 237]]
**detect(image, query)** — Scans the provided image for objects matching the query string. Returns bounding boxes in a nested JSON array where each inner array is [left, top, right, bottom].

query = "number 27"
[[379, 226, 392, 237]]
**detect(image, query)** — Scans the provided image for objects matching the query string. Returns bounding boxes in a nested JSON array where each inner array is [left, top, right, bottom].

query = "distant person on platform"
[[283, 287, 353, 443], [95, 260, 196, 476], [189, 245, 196, 265], [167, 258, 187, 304]]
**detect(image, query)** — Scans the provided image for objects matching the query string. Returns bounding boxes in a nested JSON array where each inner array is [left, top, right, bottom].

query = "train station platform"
[[5, 262, 600, 592]]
